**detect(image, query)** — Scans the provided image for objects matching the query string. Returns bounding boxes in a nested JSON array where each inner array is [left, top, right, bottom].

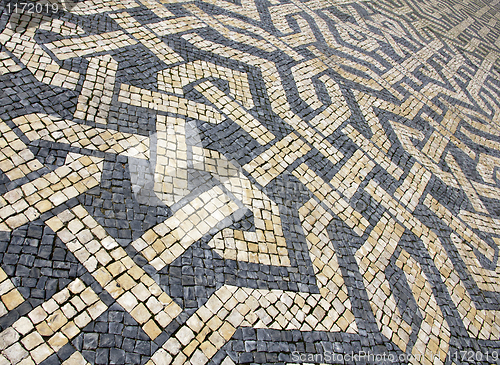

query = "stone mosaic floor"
[[1, 0, 500, 363]]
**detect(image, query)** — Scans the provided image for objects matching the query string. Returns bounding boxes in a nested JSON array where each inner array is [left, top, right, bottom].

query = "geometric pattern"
[[0, 0, 500, 363]]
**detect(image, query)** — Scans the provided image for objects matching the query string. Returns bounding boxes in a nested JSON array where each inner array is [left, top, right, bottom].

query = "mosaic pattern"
[[1, 0, 500, 363]]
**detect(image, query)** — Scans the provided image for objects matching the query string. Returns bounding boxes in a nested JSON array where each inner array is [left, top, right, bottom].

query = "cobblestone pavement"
[[0, 0, 500, 364]]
